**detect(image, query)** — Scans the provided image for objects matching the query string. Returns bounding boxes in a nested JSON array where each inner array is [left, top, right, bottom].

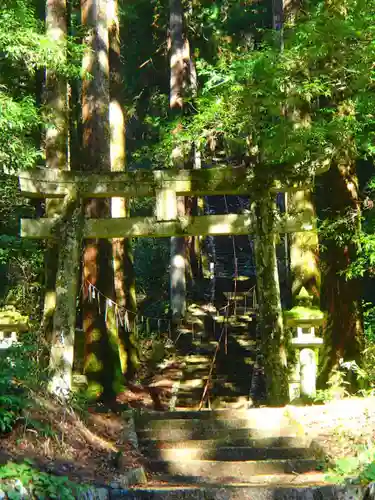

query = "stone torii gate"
[[18, 164, 326, 395]]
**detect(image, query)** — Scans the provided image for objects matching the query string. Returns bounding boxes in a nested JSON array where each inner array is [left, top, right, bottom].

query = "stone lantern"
[[284, 288, 324, 401], [0, 306, 28, 350]]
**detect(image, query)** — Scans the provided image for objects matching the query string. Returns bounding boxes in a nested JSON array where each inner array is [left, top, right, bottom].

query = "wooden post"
[[191, 145, 204, 279], [156, 187, 177, 221], [170, 194, 186, 322], [157, 185, 185, 321], [48, 190, 82, 396]]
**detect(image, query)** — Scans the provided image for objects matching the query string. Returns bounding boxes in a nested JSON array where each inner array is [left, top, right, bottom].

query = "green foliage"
[[361, 302, 375, 344], [314, 367, 350, 403], [0, 333, 47, 434], [327, 445, 375, 485], [0, 0, 81, 171], [133, 237, 169, 315], [130, 197, 170, 316], [0, 461, 87, 499], [0, 1, 79, 73], [0, 95, 40, 170], [0, 0, 80, 307], [157, 0, 375, 176], [0, 174, 43, 313], [0, 354, 28, 433]]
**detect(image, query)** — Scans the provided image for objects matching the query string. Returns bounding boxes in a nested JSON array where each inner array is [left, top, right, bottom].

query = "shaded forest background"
[[1, 0, 375, 394]]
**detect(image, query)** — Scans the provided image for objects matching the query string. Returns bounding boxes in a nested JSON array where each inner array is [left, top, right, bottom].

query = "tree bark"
[[109, 0, 139, 380], [169, 0, 200, 318], [318, 161, 364, 385], [45, 0, 69, 170], [169, 0, 186, 322], [81, 0, 122, 401], [43, 0, 68, 344], [169, 0, 185, 111], [252, 191, 289, 405]]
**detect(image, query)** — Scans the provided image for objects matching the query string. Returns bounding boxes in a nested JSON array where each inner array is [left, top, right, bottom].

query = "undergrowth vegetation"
[[327, 447, 375, 486], [0, 337, 91, 498], [0, 334, 45, 433], [0, 461, 87, 499]]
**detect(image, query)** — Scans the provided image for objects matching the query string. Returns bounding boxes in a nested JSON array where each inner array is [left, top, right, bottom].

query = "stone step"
[[135, 407, 294, 422], [139, 417, 279, 432], [137, 426, 304, 443], [212, 315, 253, 326], [122, 482, 361, 500], [235, 307, 256, 315], [191, 341, 218, 353], [149, 459, 319, 478], [183, 355, 211, 364], [183, 364, 211, 373], [178, 379, 207, 390], [207, 397, 253, 410], [139, 436, 312, 450], [209, 381, 249, 393], [235, 313, 255, 321], [223, 292, 253, 301], [146, 446, 312, 461], [135, 408, 296, 427], [214, 276, 254, 291]]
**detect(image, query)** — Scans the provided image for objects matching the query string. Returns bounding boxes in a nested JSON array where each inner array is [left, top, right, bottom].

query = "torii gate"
[[18, 163, 327, 394]]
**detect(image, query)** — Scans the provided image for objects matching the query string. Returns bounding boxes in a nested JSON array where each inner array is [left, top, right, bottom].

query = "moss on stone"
[[284, 306, 325, 324], [0, 307, 28, 329]]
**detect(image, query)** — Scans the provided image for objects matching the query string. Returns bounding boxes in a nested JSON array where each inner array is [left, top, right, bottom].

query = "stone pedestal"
[[291, 337, 323, 399]]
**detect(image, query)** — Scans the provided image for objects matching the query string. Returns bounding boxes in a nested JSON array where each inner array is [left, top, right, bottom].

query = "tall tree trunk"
[[169, 1, 199, 318], [109, 0, 139, 380], [252, 191, 289, 405], [81, 0, 122, 401], [169, 0, 185, 111], [169, 0, 186, 322], [318, 161, 364, 385], [45, 0, 69, 170], [43, 0, 69, 343]]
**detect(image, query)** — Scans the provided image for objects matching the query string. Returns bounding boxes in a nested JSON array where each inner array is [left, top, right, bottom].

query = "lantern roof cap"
[[296, 287, 313, 306], [0, 306, 28, 331], [284, 287, 324, 327]]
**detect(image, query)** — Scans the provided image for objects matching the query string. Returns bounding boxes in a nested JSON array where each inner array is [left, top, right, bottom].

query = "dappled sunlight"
[[0, 392, 143, 486]]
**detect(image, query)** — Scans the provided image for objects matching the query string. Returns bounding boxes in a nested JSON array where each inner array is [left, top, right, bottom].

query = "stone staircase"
[[141, 278, 263, 413], [172, 285, 260, 410], [124, 279, 362, 498], [126, 408, 359, 499]]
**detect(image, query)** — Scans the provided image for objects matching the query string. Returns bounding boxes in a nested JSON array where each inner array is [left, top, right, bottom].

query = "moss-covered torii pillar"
[[252, 189, 289, 405], [48, 188, 82, 397]]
